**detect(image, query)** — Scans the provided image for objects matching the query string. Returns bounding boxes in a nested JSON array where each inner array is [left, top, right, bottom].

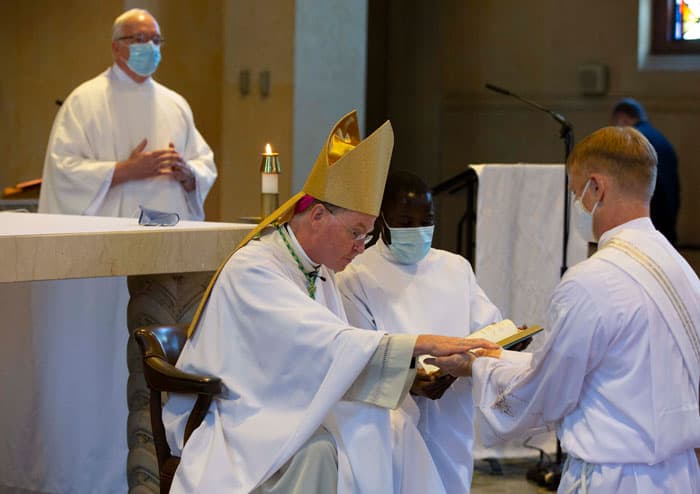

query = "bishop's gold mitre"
[[301, 109, 394, 217], [187, 111, 394, 337]]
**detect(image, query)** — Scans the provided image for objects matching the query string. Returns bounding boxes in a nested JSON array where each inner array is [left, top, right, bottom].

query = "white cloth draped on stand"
[[467, 163, 588, 459]]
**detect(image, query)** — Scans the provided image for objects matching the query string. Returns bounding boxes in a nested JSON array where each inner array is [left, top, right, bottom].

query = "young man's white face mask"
[[385, 224, 435, 264], [572, 178, 599, 243]]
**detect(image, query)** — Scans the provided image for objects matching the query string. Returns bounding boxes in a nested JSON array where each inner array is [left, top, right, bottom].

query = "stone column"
[[124, 271, 214, 493]]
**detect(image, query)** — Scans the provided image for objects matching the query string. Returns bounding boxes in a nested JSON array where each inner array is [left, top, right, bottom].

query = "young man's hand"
[[410, 369, 457, 400]]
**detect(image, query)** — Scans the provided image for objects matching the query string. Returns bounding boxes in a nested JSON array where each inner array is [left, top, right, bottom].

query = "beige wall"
[[0, 0, 124, 194], [219, 0, 295, 222], [382, 0, 700, 250], [138, 0, 225, 220]]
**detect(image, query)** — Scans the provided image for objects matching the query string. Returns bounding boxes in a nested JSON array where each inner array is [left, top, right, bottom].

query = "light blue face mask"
[[127, 42, 161, 77], [385, 225, 435, 265]]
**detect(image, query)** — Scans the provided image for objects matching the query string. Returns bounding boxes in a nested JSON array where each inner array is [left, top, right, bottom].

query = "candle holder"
[[260, 143, 281, 218]]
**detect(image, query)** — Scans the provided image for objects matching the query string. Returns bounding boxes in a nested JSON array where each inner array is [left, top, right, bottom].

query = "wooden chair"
[[134, 324, 222, 493]]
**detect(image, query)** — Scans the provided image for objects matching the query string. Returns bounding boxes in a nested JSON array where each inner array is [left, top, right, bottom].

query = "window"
[[652, 0, 700, 54]]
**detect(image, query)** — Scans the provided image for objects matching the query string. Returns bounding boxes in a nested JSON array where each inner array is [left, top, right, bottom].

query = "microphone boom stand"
[[485, 83, 574, 277], [485, 82, 574, 490]]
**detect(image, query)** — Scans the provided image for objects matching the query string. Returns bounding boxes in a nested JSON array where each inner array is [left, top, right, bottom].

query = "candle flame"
[[265, 143, 272, 154]]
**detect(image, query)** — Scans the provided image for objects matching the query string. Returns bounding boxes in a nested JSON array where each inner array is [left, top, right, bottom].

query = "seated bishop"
[[162, 110, 498, 493]]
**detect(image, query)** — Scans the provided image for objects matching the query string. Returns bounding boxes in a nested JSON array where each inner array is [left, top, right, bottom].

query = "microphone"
[[484, 83, 512, 97], [485, 83, 572, 131]]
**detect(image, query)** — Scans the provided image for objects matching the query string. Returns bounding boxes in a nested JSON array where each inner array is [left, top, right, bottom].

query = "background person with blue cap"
[[611, 98, 680, 245]]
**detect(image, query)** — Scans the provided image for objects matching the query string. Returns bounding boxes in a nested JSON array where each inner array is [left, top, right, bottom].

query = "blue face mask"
[[127, 42, 161, 77], [385, 225, 435, 265]]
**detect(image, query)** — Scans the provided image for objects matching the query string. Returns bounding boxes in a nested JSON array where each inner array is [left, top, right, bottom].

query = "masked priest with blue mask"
[[28, 9, 217, 492], [337, 171, 520, 493], [39, 8, 217, 218]]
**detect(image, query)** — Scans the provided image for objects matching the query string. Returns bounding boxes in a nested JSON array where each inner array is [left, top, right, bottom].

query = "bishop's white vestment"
[[471, 218, 700, 493], [337, 241, 502, 493], [163, 227, 445, 493], [5, 64, 217, 493]]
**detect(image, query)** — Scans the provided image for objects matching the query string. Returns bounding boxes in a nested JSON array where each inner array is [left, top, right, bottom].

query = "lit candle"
[[260, 143, 281, 218], [261, 144, 279, 194], [261, 173, 278, 194]]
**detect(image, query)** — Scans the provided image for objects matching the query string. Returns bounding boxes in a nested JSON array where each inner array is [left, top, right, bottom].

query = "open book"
[[418, 319, 543, 374], [466, 319, 543, 349]]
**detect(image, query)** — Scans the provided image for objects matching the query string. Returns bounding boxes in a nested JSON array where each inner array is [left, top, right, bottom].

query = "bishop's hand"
[[413, 335, 498, 357]]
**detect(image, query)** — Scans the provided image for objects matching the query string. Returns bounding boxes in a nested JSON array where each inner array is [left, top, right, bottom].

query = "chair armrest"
[[143, 356, 222, 396]]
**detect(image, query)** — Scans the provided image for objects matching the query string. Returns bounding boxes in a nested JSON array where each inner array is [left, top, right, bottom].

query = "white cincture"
[[562, 458, 593, 494]]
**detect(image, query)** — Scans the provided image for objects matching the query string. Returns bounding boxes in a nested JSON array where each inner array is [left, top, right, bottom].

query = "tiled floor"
[[471, 458, 557, 493]]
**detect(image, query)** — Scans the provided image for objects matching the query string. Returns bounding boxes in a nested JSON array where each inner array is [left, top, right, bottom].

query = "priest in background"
[[428, 127, 700, 493], [163, 111, 498, 493], [39, 7, 217, 217], [22, 8, 215, 493]]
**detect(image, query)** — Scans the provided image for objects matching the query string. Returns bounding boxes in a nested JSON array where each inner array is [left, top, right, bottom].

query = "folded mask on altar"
[[138, 205, 180, 226]]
